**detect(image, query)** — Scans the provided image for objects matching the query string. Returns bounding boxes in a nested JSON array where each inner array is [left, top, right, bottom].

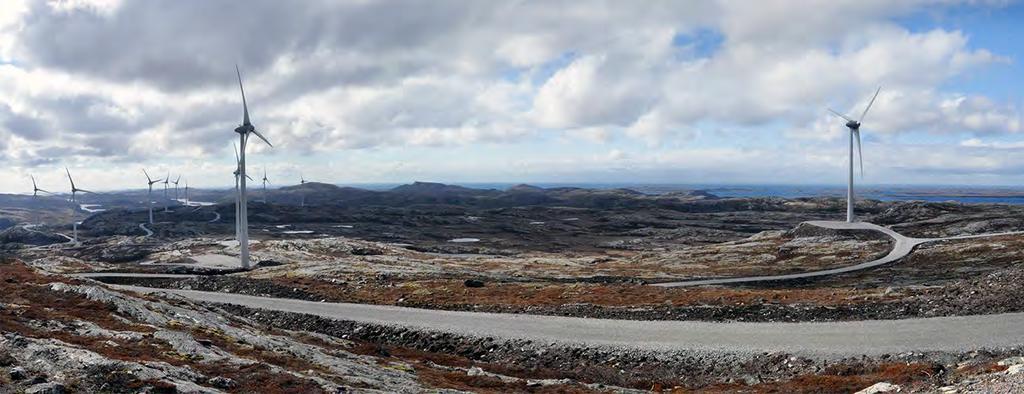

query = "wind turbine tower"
[[828, 86, 881, 223], [233, 144, 250, 240], [30, 175, 51, 226], [163, 172, 171, 212], [262, 167, 270, 204], [173, 174, 181, 202], [233, 66, 273, 269], [143, 169, 163, 225]]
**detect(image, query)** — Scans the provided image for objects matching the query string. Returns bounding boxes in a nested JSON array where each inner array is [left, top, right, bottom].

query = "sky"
[[0, 0, 1023, 192]]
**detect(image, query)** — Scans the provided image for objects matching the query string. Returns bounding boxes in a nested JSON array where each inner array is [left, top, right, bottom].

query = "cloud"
[[0, 0, 1018, 191], [532, 54, 661, 129]]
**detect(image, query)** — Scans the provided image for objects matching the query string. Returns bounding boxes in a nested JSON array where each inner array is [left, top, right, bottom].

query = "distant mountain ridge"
[[258, 181, 717, 209], [0, 181, 720, 216]]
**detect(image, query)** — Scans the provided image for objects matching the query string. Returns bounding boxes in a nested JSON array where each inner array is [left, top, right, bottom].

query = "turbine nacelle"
[[845, 120, 861, 130]]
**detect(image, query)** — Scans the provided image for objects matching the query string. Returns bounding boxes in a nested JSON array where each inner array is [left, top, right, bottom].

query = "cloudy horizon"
[[1, 0, 1023, 193]]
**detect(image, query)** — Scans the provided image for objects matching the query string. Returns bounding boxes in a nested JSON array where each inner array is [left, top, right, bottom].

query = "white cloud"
[[0, 0, 1018, 191]]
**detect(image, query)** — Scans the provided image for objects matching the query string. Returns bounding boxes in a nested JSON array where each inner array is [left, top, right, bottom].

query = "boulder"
[[8, 366, 27, 380], [855, 382, 900, 394], [25, 382, 66, 394]]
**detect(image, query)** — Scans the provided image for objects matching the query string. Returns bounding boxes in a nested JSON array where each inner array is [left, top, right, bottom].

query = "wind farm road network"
[[108, 284, 1024, 357], [652, 220, 1024, 287], [76, 220, 1024, 357], [138, 223, 154, 237]]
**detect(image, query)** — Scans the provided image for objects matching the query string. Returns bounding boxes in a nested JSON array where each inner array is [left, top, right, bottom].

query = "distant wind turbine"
[[143, 169, 163, 225], [233, 65, 273, 269], [64, 167, 94, 204], [828, 86, 881, 223], [163, 171, 171, 212], [299, 173, 307, 207], [262, 167, 270, 204], [172, 174, 182, 202], [30, 175, 52, 226], [30, 175, 51, 197]]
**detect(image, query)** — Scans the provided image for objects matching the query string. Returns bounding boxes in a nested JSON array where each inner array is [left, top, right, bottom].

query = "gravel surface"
[[114, 284, 1024, 357], [211, 302, 1024, 391], [93, 262, 1024, 322]]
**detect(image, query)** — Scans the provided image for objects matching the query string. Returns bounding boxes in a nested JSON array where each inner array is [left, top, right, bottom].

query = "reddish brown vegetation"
[[270, 276, 886, 310], [699, 362, 943, 393], [345, 339, 600, 392], [0, 259, 327, 393]]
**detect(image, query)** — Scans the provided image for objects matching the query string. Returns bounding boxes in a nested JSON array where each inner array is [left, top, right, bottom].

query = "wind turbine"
[[30, 175, 51, 197], [163, 171, 171, 212], [143, 169, 163, 225], [299, 173, 307, 207], [29, 175, 52, 227], [172, 174, 182, 202], [184, 180, 190, 206], [64, 168, 93, 204], [828, 86, 881, 223], [233, 65, 273, 269], [261, 167, 270, 204]]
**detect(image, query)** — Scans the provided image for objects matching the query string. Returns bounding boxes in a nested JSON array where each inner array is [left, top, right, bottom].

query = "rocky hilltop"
[[256, 181, 718, 209]]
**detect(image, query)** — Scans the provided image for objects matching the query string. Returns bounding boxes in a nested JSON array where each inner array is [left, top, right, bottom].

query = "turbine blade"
[[246, 174, 255, 181], [234, 143, 240, 164], [65, 167, 75, 190], [236, 64, 250, 126], [827, 108, 853, 122], [143, 169, 152, 183], [859, 86, 881, 123], [175, 174, 181, 183], [250, 129, 272, 147], [855, 129, 864, 178]]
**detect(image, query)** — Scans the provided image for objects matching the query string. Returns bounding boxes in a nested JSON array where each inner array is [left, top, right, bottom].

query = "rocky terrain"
[[0, 259, 637, 393], [5, 259, 1024, 393], [5, 183, 1024, 392]]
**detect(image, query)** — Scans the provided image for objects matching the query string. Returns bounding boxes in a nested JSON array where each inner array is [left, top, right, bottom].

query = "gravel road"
[[114, 284, 1024, 357], [653, 220, 1024, 287]]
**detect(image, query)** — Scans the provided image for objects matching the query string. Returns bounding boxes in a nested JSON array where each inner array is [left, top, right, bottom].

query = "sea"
[[351, 183, 1024, 205]]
